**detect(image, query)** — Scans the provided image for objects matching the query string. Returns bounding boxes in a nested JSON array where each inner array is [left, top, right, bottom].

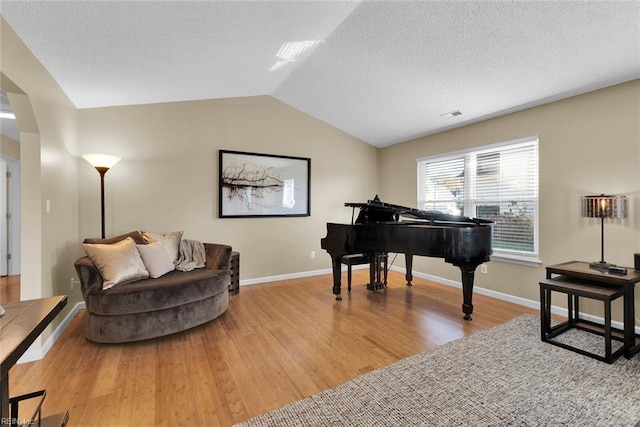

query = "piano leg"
[[331, 256, 343, 300], [457, 263, 478, 321], [404, 254, 413, 286]]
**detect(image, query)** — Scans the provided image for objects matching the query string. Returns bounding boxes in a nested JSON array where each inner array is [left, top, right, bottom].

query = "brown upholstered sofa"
[[74, 231, 232, 343]]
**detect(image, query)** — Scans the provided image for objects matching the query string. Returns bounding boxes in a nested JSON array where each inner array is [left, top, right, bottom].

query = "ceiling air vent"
[[440, 110, 462, 119]]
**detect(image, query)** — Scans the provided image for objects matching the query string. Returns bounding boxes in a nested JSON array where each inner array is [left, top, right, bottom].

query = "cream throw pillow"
[[82, 237, 150, 290], [141, 230, 183, 263], [136, 242, 175, 278]]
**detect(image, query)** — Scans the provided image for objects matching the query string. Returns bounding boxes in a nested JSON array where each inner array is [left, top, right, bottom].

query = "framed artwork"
[[219, 150, 311, 218]]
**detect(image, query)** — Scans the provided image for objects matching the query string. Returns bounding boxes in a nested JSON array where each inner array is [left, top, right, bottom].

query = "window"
[[417, 136, 539, 264]]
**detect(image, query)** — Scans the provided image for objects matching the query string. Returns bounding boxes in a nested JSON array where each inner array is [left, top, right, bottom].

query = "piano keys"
[[320, 196, 493, 320]]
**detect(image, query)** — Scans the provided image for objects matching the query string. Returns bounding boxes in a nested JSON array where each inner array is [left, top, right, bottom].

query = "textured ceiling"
[[1, 1, 639, 147]]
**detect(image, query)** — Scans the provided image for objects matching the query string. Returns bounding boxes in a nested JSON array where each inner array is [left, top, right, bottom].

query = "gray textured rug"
[[235, 314, 640, 426]]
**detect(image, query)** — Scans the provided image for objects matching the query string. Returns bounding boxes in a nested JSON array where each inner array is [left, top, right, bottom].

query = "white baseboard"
[[24, 264, 638, 363], [18, 301, 86, 364], [238, 265, 368, 286]]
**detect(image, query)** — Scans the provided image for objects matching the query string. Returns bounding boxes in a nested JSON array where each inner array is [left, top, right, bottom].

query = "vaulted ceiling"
[[1, 1, 639, 147]]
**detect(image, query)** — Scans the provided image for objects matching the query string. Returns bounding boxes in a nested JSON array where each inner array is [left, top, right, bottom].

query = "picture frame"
[[219, 150, 311, 218]]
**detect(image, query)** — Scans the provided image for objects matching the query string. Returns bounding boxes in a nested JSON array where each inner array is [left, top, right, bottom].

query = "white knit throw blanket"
[[175, 239, 206, 272]]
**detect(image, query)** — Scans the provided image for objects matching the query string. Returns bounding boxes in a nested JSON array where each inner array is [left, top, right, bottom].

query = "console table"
[[545, 261, 640, 359], [1, 296, 68, 427]]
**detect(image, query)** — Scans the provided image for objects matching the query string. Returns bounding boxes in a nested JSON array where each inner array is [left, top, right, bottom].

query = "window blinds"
[[417, 137, 539, 260]]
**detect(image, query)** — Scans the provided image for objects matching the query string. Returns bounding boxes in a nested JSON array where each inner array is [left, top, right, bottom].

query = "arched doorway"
[[1, 88, 21, 280], [1, 72, 42, 302]]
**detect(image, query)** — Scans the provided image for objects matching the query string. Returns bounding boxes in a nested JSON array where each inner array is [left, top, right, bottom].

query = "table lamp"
[[581, 194, 627, 269]]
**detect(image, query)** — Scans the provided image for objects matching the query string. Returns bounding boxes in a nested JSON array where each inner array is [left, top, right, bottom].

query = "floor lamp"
[[581, 194, 627, 269], [82, 154, 121, 239]]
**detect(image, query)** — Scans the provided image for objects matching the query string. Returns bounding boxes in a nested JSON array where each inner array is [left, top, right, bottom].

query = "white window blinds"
[[417, 136, 539, 262]]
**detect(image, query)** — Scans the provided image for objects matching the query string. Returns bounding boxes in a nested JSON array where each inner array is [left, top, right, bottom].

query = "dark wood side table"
[[540, 277, 625, 363], [1, 296, 68, 426], [546, 261, 640, 359], [229, 251, 239, 295]]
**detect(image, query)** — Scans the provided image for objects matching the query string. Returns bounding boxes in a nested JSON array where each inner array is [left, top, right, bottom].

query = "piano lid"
[[345, 195, 493, 226]]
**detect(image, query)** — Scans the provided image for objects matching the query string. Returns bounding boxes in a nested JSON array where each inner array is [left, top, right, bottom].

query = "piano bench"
[[341, 254, 388, 292], [539, 277, 625, 364]]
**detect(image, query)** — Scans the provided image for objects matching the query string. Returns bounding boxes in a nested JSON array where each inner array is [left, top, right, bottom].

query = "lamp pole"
[[96, 166, 109, 239], [599, 214, 605, 265]]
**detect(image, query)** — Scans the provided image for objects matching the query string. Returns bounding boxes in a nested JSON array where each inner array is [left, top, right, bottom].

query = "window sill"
[[490, 254, 542, 267]]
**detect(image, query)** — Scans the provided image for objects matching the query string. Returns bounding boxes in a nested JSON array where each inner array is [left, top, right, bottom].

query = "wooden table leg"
[[623, 286, 636, 359], [1, 373, 9, 427]]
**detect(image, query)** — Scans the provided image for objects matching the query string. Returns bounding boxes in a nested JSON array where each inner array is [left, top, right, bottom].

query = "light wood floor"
[[0, 274, 20, 302], [8, 270, 538, 427]]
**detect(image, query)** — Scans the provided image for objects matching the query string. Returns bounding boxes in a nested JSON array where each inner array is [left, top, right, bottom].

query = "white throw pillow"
[[136, 242, 175, 278], [82, 237, 150, 289], [141, 230, 183, 263]]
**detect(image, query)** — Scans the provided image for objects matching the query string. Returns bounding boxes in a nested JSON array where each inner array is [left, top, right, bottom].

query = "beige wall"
[[1, 18, 82, 336], [379, 79, 640, 322], [77, 96, 379, 280]]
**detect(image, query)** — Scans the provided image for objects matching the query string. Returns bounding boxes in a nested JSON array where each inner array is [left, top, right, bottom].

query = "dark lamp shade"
[[581, 194, 627, 219]]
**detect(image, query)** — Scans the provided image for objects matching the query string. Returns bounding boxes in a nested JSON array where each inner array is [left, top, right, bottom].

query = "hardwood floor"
[[0, 274, 20, 302], [9, 270, 538, 426]]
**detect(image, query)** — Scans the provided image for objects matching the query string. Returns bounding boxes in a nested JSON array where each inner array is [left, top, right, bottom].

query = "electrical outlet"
[[311, 251, 316, 259], [480, 264, 488, 274], [70, 278, 79, 290]]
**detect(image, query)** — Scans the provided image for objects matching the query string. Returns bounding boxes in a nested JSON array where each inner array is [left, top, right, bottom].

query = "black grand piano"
[[320, 196, 493, 320]]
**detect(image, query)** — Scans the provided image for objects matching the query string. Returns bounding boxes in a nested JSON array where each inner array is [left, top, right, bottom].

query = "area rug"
[[234, 314, 640, 426]]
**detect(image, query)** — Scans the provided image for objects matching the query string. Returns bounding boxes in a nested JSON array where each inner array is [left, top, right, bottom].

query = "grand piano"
[[320, 196, 493, 320]]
